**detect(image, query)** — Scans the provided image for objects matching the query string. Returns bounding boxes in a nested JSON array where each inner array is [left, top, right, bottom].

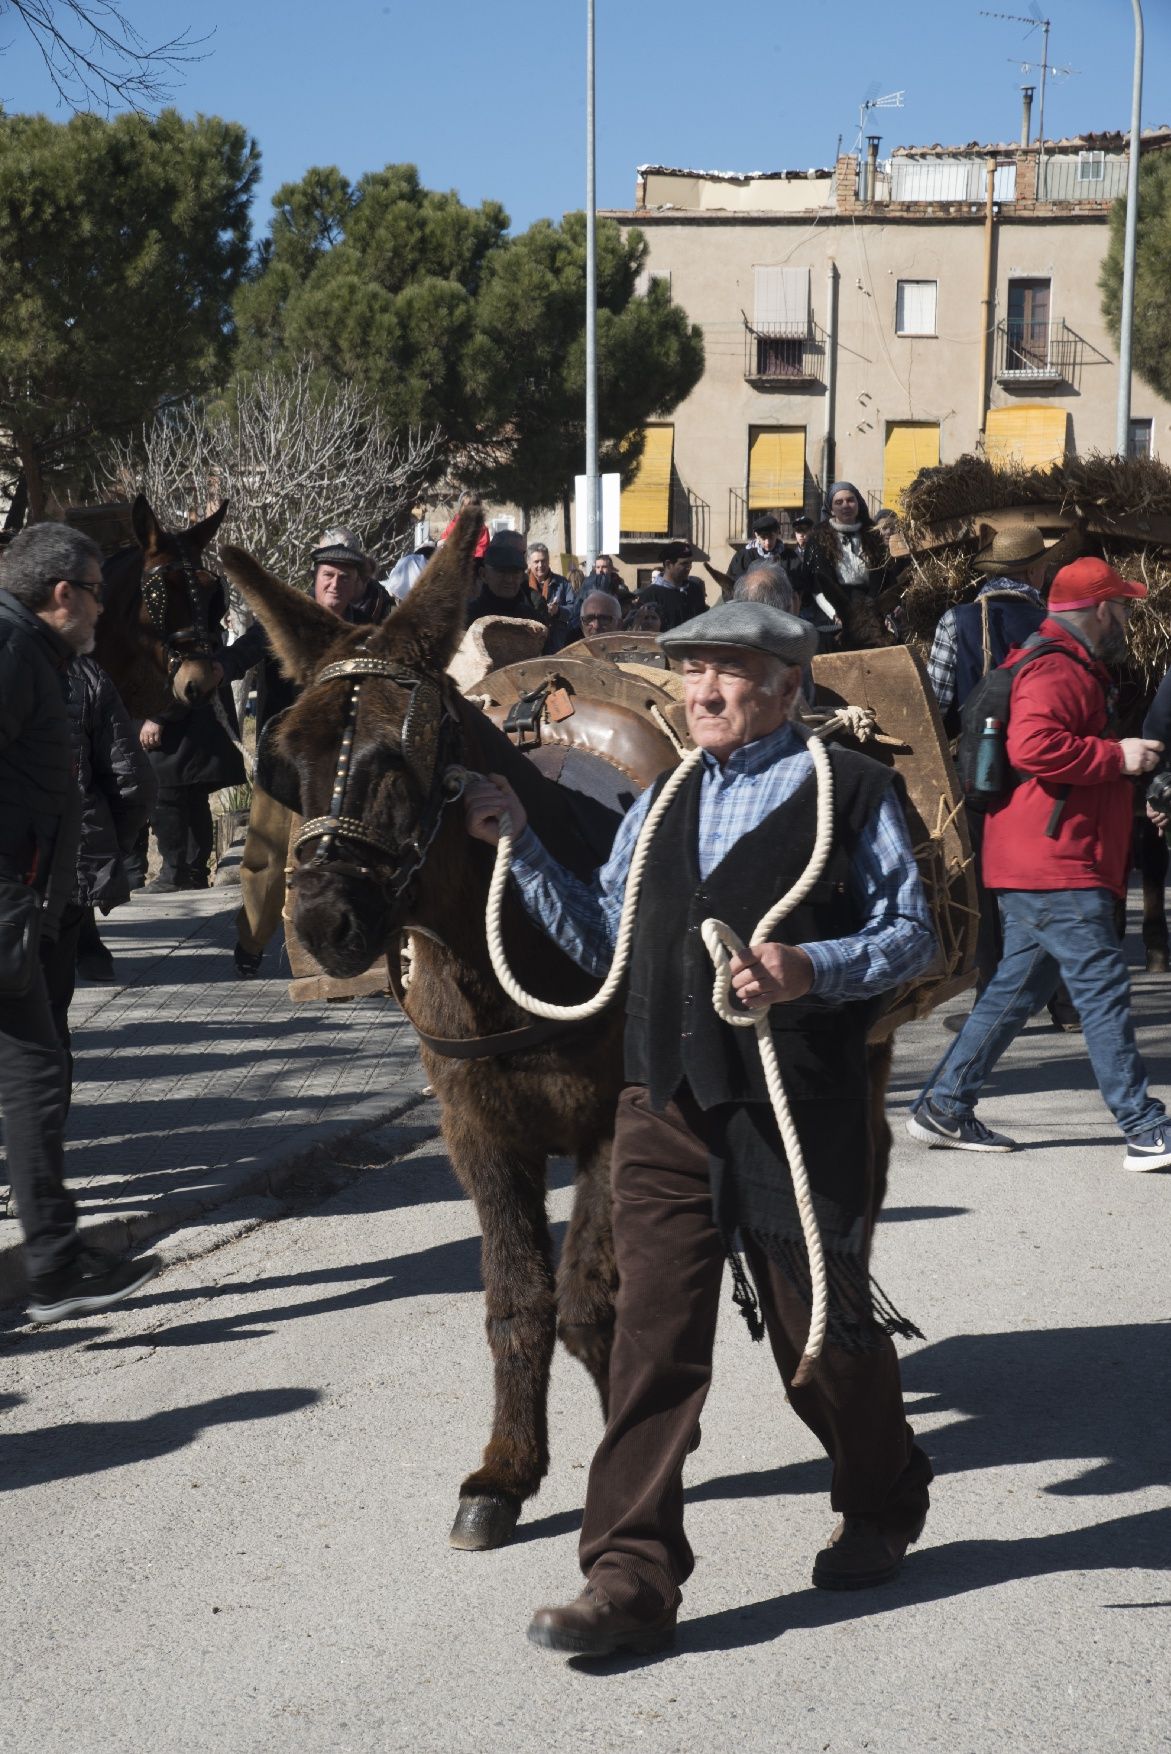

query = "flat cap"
[[658, 599, 817, 667], [482, 536, 527, 570]]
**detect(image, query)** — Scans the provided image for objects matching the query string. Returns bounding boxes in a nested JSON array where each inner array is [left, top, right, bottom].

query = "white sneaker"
[[1122, 1127, 1171, 1172], [906, 1099, 1016, 1152]]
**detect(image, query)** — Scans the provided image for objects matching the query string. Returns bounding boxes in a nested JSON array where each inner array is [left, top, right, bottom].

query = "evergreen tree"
[[1100, 150, 1171, 406], [236, 165, 704, 511], [0, 107, 258, 516]]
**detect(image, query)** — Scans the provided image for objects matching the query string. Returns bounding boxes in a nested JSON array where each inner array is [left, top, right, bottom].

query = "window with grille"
[[895, 280, 938, 336], [1128, 419, 1154, 460]]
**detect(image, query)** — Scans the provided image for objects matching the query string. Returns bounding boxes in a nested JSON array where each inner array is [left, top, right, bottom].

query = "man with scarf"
[[464, 601, 937, 1657]]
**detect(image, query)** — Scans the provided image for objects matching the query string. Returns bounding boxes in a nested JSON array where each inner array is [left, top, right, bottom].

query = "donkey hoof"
[[1146, 948, 1169, 975], [449, 1492, 521, 1551]]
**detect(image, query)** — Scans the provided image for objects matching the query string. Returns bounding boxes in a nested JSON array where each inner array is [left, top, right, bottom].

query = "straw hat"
[[971, 524, 1049, 574]]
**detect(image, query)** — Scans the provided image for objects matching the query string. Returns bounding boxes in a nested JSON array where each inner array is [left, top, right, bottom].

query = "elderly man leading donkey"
[[466, 600, 937, 1657]]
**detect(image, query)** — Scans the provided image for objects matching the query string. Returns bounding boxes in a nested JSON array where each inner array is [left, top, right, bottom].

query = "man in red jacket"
[[908, 557, 1171, 1172]]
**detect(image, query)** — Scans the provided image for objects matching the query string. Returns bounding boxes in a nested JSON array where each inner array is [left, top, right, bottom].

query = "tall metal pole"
[[584, 0, 599, 569], [1116, 0, 1144, 456]]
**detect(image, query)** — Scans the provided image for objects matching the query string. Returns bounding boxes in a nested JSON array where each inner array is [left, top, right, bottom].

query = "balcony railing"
[[994, 318, 1083, 383], [743, 320, 824, 387]]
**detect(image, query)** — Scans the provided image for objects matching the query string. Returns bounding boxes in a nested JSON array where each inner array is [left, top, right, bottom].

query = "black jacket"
[[466, 582, 549, 628], [218, 619, 297, 736], [727, 541, 791, 590], [148, 688, 246, 791], [641, 574, 706, 632], [0, 589, 83, 937], [68, 658, 157, 910]]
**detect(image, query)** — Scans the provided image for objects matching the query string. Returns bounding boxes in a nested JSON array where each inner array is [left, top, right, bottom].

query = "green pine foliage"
[[235, 164, 705, 512], [0, 108, 259, 515], [1100, 150, 1171, 404]]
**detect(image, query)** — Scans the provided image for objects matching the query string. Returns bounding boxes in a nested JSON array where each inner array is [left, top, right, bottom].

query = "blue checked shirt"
[[926, 578, 1046, 716], [508, 722, 937, 1001]]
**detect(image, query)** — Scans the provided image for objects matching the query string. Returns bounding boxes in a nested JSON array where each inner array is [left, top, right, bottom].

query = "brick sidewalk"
[[1, 887, 429, 1292]]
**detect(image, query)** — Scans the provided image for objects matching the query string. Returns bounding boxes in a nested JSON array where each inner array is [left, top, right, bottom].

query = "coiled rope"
[[467, 725, 840, 1382]]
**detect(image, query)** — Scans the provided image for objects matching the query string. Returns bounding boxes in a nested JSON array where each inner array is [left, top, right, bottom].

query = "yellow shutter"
[[748, 428, 805, 507], [985, 404, 1069, 469], [619, 425, 674, 534], [883, 422, 941, 509]]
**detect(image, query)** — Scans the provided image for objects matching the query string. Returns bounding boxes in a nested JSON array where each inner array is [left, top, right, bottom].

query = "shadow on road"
[[0, 1386, 319, 1492]]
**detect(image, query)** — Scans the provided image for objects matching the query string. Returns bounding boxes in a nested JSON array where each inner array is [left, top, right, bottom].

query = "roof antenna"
[[855, 85, 905, 155], [980, 8, 1077, 190]]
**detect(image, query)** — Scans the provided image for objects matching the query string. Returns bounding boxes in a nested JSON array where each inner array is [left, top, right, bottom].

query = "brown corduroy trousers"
[[234, 785, 292, 957], [578, 1085, 918, 1614]]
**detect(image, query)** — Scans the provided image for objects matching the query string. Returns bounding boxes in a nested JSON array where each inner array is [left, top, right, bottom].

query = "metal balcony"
[[744, 321, 824, 387], [995, 318, 1083, 384]]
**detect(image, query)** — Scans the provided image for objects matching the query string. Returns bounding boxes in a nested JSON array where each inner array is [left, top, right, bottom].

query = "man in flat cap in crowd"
[[726, 513, 791, 592], [465, 536, 550, 630], [465, 600, 938, 1656], [909, 558, 1171, 1170]]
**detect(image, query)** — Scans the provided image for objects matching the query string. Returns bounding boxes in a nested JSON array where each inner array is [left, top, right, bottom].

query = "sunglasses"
[[65, 578, 103, 602]]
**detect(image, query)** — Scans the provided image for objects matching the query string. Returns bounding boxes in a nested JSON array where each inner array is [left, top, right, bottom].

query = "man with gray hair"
[[465, 599, 937, 1654], [732, 564, 796, 614], [0, 522, 159, 1323]]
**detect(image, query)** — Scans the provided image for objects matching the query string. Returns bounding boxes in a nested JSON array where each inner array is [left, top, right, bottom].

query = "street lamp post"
[[1115, 0, 1144, 457], [584, 0, 599, 570]]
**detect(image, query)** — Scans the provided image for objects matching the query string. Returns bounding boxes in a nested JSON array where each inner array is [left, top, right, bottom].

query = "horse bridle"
[[293, 653, 465, 901], [141, 551, 224, 678]]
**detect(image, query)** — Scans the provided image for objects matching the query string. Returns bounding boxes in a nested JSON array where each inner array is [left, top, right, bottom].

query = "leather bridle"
[[292, 653, 465, 902], [141, 552, 225, 679]]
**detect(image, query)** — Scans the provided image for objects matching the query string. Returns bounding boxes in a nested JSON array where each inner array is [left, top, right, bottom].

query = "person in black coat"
[[791, 482, 901, 650], [0, 521, 158, 1324], [726, 514, 793, 592], [642, 542, 706, 632], [42, 658, 156, 1033], [465, 537, 550, 629], [139, 689, 245, 892]]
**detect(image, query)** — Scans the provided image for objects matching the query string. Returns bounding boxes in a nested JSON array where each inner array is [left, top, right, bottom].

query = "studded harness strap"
[[141, 551, 225, 679], [292, 653, 465, 898]]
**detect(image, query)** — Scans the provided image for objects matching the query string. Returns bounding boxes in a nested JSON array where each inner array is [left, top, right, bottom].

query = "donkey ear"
[[220, 545, 343, 686], [186, 500, 229, 553], [131, 494, 162, 553], [372, 502, 483, 672]]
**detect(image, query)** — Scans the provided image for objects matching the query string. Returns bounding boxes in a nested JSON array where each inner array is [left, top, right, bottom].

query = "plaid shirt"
[[509, 721, 936, 1001], [926, 578, 1046, 716]]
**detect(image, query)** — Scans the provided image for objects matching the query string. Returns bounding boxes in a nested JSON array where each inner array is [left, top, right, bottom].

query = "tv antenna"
[[980, 8, 1072, 150], [855, 85, 905, 153]]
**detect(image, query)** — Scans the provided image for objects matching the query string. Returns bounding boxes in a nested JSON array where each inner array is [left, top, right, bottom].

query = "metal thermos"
[[972, 716, 1007, 798]]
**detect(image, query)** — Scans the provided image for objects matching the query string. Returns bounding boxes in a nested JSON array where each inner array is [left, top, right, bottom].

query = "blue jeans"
[[920, 887, 1165, 1140]]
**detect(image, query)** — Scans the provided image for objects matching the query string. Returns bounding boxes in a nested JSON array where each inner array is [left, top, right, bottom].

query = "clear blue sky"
[[1, 0, 1168, 240]]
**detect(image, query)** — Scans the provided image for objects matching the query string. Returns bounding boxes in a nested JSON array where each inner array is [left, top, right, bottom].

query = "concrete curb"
[[0, 1083, 440, 1304]]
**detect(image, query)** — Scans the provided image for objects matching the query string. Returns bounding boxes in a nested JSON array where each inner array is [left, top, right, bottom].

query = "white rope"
[[471, 729, 838, 1379]]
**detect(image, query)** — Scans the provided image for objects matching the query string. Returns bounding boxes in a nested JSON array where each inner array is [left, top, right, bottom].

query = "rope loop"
[[472, 726, 838, 1377]]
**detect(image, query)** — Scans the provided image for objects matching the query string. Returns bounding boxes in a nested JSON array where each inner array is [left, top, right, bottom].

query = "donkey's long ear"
[[131, 494, 162, 553], [220, 545, 342, 686], [186, 500, 229, 553], [373, 503, 483, 672]]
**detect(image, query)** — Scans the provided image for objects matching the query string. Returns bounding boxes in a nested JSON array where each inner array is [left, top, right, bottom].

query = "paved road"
[[2, 926, 1170, 1752]]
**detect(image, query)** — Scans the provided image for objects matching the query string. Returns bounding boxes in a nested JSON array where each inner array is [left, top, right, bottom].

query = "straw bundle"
[[902, 452, 1171, 538]]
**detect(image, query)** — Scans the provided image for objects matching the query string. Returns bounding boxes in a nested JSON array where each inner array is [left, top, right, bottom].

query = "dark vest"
[[952, 592, 1045, 731], [624, 747, 894, 1116]]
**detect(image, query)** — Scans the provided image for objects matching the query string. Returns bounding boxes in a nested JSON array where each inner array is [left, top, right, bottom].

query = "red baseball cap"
[[1049, 556, 1148, 611]]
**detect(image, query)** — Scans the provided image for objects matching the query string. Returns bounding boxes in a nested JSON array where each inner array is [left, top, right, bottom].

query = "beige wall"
[[640, 170, 833, 214], [615, 203, 1170, 569]]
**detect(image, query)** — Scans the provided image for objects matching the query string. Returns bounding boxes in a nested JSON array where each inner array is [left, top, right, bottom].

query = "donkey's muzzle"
[[290, 865, 394, 980]]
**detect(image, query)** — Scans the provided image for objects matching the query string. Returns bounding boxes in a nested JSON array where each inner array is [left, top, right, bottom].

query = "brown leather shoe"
[[812, 1505, 928, 1590], [527, 1585, 677, 1656]]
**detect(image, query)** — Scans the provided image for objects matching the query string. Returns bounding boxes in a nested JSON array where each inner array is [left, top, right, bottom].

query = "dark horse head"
[[94, 495, 230, 720], [221, 507, 484, 979]]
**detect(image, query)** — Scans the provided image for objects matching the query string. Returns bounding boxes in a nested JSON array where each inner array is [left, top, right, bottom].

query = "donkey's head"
[[221, 505, 483, 978], [96, 496, 231, 717]]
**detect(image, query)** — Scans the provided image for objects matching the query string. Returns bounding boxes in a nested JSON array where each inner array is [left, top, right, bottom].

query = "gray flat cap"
[[658, 600, 817, 666]]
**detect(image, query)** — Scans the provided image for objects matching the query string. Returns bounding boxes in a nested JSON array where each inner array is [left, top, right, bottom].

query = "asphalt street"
[[3, 945, 1170, 1753]]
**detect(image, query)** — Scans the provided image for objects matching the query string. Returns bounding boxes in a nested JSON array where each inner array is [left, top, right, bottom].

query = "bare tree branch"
[[97, 362, 445, 620], [0, 1, 207, 111]]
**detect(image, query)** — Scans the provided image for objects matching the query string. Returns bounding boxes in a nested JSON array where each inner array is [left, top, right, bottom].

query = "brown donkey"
[[222, 508, 628, 1550], [95, 495, 229, 720]]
